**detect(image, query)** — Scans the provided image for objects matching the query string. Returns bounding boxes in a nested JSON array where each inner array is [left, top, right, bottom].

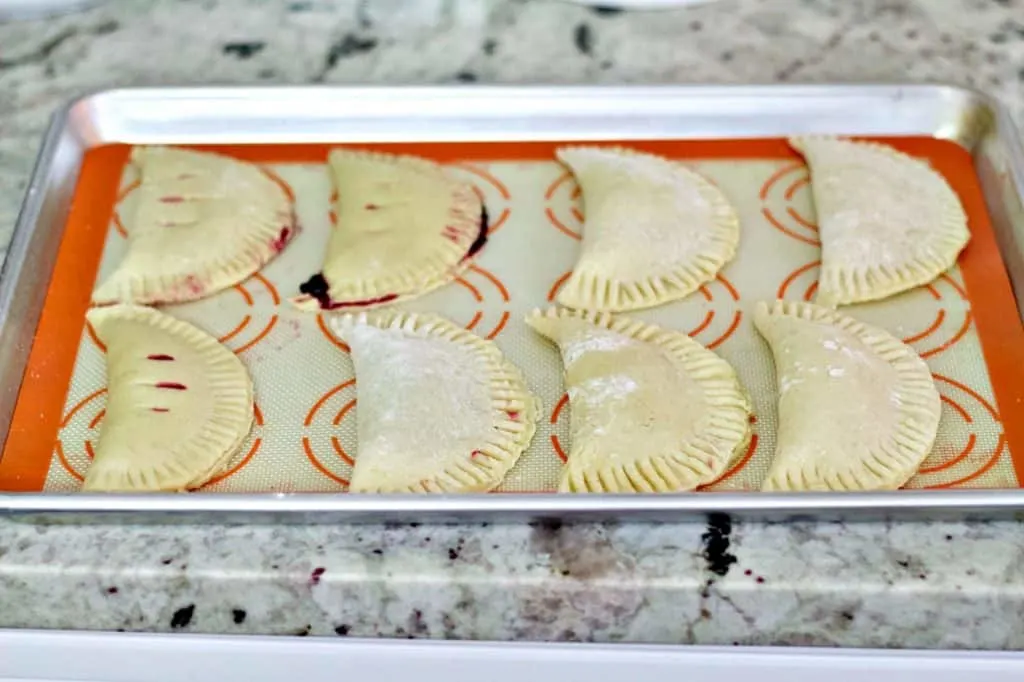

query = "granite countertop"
[[3, 0, 1024, 648]]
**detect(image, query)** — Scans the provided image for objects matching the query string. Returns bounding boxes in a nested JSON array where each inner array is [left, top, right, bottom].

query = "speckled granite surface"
[[2, 0, 1024, 647]]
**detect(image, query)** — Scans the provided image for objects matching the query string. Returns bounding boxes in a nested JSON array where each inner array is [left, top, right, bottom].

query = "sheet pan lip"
[[62, 80, 999, 102], [57, 81, 1013, 147], [2, 83, 1022, 517], [0, 104, 70, 323], [4, 487, 1024, 516]]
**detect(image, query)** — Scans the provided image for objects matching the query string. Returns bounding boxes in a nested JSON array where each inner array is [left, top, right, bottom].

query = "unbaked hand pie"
[[92, 146, 295, 306], [790, 136, 970, 306], [293, 149, 487, 312], [332, 311, 538, 493], [82, 305, 254, 492], [527, 307, 751, 493], [554, 146, 740, 312], [754, 300, 941, 491]]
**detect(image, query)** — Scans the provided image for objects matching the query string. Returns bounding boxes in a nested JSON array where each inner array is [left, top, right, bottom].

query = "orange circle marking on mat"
[[316, 313, 350, 353], [304, 379, 356, 427], [302, 437, 350, 487]]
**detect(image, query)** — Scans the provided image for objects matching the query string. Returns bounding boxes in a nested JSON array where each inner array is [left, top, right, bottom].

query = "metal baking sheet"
[[1, 85, 1023, 523]]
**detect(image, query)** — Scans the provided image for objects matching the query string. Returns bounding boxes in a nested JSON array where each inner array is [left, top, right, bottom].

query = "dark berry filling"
[[298, 273, 332, 309], [147, 354, 175, 361], [300, 206, 488, 310], [463, 206, 489, 261]]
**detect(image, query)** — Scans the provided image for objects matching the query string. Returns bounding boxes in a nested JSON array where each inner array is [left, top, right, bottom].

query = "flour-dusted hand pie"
[[527, 307, 751, 493], [554, 146, 740, 312], [332, 311, 538, 493], [790, 136, 970, 307], [293, 149, 488, 312], [754, 300, 941, 491], [92, 146, 295, 306], [82, 305, 254, 492]]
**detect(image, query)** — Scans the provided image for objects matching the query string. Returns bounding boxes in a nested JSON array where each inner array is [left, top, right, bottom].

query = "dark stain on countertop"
[[232, 609, 247, 624], [589, 5, 623, 16], [326, 34, 378, 66], [309, 566, 326, 585], [170, 604, 195, 629], [574, 23, 593, 55], [315, 33, 379, 82], [223, 41, 265, 59], [701, 512, 737, 577]]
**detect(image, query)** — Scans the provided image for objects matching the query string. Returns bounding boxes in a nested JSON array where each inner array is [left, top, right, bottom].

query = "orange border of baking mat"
[[3, 138, 1023, 492]]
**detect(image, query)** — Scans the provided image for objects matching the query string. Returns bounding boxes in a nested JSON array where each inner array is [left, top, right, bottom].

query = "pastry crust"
[[332, 311, 538, 493], [92, 146, 295, 305], [82, 305, 254, 492], [527, 307, 751, 493], [555, 146, 739, 312], [293, 149, 487, 312], [789, 136, 969, 306], [754, 300, 941, 491]]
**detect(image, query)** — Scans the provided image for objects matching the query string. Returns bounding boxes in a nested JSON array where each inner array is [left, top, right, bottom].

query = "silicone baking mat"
[[2, 139, 1024, 493]]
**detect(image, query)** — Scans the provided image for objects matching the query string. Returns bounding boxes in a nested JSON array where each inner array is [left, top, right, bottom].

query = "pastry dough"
[[554, 146, 739, 312], [92, 146, 295, 305], [527, 307, 751, 493], [754, 300, 941, 491], [82, 304, 254, 492], [293, 150, 487, 312], [332, 311, 538, 493], [790, 136, 969, 306]]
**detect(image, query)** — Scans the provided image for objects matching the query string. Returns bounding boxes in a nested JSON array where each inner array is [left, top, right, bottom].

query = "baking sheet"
[[2, 138, 1022, 494]]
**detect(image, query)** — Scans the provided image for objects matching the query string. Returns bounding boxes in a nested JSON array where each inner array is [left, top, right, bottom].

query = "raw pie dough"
[[790, 136, 970, 306], [293, 149, 487, 312], [82, 305, 254, 492], [754, 300, 941, 491], [527, 307, 751, 493], [332, 311, 538, 493], [92, 146, 295, 305], [555, 146, 740, 312]]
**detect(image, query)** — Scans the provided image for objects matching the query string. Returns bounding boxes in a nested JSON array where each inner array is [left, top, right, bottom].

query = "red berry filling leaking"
[[270, 226, 291, 252], [298, 272, 400, 310], [299, 207, 488, 310], [159, 196, 185, 203], [151, 407, 170, 413], [147, 354, 175, 361], [506, 410, 520, 421], [155, 382, 188, 390], [324, 294, 399, 310]]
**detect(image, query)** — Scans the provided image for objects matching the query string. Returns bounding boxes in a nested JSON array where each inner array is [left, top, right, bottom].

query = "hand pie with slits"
[[82, 305, 254, 492], [790, 136, 969, 306], [332, 312, 538, 493], [293, 150, 488, 312], [555, 146, 739, 312], [92, 146, 295, 305], [754, 300, 941, 491], [527, 307, 751, 493]]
